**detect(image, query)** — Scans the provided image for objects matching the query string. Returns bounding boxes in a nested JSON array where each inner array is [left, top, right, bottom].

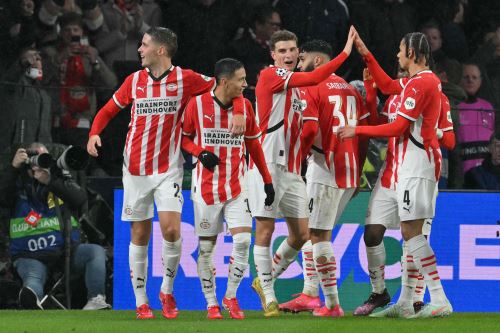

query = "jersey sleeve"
[[184, 69, 217, 96], [301, 87, 319, 122], [397, 79, 425, 122], [181, 98, 198, 137], [438, 94, 454, 132], [356, 91, 371, 125], [259, 67, 293, 93], [112, 73, 134, 108], [244, 100, 261, 139]]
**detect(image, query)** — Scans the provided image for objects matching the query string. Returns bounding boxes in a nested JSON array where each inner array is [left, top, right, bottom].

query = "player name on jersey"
[[203, 129, 243, 147], [135, 97, 179, 116]]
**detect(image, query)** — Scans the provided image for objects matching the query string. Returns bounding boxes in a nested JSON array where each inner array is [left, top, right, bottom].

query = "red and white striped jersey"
[[395, 70, 442, 181], [112, 66, 215, 177], [182, 92, 260, 205], [252, 66, 304, 174], [379, 91, 454, 189], [302, 75, 370, 188]]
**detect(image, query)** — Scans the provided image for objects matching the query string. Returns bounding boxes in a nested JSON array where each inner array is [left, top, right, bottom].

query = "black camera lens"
[[27, 153, 53, 169]]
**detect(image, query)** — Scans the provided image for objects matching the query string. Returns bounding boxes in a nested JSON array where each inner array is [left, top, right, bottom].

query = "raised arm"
[[287, 26, 356, 88], [353, 30, 403, 95]]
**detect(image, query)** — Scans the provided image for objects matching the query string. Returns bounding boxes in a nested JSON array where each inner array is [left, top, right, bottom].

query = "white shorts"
[[365, 180, 400, 230], [121, 168, 184, 221], [194, 193, 252, 237], [307, 182, 355, 230], [247, 164, 309, 219], [397, 177, 437, 222]]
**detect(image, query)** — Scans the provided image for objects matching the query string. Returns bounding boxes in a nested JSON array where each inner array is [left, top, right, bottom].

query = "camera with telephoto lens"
[[26, 146, 89, 171]]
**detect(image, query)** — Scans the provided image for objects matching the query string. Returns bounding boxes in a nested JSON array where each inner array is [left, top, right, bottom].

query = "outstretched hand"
[[353, 28, 370, 57], [87, 135, 102, 157], [342, 26, 357, 56], [337, 126, 357, 140]]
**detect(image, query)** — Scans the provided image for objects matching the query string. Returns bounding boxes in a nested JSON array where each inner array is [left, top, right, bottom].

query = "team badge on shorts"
[[200, 219, 211, 230], [124, 205, 133, 216]]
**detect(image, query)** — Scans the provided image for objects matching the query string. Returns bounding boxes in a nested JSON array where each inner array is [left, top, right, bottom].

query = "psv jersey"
[[303, 75, 369, 188], [252, 66, 304, 174], [395, 70, 443, 181], [182, 92, 261, 205], [112, 66, 215, 177]]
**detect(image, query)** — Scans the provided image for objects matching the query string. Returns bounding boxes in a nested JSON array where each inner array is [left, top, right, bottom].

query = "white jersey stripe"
[[344, 152, 351, 188], [124, 71, 140, 169], [139, 75, 154, 175], [211, 102, 221, 204]]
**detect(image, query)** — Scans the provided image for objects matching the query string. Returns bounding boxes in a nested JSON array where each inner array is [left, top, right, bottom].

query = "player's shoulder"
[[260, 65, 290, 79], [179, 67, 213, 82]]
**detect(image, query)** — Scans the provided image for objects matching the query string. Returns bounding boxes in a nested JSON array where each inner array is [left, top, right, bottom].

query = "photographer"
[[0, 143, 110, 310]]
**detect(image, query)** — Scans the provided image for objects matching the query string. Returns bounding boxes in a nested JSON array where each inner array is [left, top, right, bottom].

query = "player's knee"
[[162, 224, 180, 240], [256, 226, 275, 244], [233, 232, 251, 250], [364, 227, 384, 247]]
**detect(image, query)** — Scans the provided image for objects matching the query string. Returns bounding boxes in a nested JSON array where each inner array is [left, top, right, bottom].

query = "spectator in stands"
[[472, 26, 500, 114], [434, 58, 467, 188], [274, 0, 349, 56], [348, 0, 415, 81], [458, 62, 495, 176], [41, 12, 116, 149], [94, 0, 162, 70], [0, 143, 111, 310], [0, 0, 37, 72], [0, 48, 52, 154], [162, 0, 244, 75], [465, 131, 500, 190], [228, 4, 280, 102], [421, 21, 448, 65]]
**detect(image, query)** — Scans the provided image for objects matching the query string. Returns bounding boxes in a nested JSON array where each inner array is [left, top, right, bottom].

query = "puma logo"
[[165, 268, 175, 278], [136, 277, 145, 282], [137, 86, 145, 92], [204, 114, 214, 122], [403, 207, 410, 213]]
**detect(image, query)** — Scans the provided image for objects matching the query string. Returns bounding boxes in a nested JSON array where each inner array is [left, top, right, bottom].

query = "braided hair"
[[402, 32, 431, 66]]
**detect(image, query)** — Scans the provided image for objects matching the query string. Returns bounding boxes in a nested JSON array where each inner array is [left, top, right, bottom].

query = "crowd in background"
[[0, 0, 499, 188]]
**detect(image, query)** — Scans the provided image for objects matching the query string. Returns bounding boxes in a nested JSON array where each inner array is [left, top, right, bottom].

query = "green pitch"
[[1, 311, 498, 333]]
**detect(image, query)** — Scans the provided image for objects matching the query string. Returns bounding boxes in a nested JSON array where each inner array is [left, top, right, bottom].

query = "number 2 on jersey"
[[329, 95, 357, 133]]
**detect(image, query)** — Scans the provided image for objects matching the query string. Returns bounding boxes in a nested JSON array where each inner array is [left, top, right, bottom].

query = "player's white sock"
[[272, 238, 299, 279], [301, 240, 319, 297], [226, 232, 251, 299], [160, 238, 182, 295], [197, 240, 218, 307], [129, 243, 149, 307], [253, 245, 276, 304], [398, 242, 419, 308], [313, 241, 339, 309], [413, 274, 426, 303], [407, 234, 448, 305], [366, 242, 386, 294]]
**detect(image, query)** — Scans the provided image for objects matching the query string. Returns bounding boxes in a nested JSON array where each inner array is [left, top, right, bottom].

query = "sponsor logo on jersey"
[[135, 97, 179, 115], [404, 97, 416, 110], [203, 128, 243, 147]]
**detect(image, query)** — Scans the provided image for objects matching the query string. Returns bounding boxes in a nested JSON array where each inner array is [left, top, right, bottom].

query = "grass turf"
[[1, 310, 498, 333]]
